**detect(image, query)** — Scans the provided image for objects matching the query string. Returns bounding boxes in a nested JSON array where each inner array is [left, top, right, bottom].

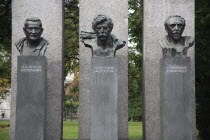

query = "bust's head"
[[92, 15, 113, 42], [164, 15, 185, 42], [23, 17, 43, 43]]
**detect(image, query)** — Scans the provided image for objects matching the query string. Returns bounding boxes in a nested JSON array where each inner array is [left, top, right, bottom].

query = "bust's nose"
[[32, 29, 36, 33], [100, 28, 105, 33], [174, 25, 178, 30]]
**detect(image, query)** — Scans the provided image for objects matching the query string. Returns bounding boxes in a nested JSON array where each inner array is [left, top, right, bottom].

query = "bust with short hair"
[[80, 14, 126, 57], [159, 15, 194, 57], [15, 17, 49, 56]]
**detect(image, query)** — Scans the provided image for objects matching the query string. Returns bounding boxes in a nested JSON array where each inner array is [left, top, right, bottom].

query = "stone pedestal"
[[91, 58, 118, 140], [160, 57, 193, 140], [15, 56, 47, 140]]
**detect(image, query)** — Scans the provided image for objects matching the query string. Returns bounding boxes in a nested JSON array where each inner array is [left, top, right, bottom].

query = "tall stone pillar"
[[143, 0, 195, 140], [11, 0, 64, 140], [79, 1, 128, 139]]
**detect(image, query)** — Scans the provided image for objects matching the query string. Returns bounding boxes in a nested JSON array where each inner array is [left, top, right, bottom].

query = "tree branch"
[[65, 56, 79, 60], [64, 0, 78, 8], [65, 16, 75, 19], [0, 0, 11, 17]]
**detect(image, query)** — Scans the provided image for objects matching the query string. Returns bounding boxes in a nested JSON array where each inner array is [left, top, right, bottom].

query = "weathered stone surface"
[[15, 56, 47, 140], [11, 1, 64, 140], [160, 57, 193, 140], [79, 0, 128, 139], [91, 58, 118, 140], [143, 0, 195, 140]]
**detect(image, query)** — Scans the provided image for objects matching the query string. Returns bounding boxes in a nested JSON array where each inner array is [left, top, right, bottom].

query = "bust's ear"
[[181, 25, 185, 33], [165, 26, 169, 33], [23, 27, 27, 35], [108, 28, 113, 34], [41, 28, 44, 34]]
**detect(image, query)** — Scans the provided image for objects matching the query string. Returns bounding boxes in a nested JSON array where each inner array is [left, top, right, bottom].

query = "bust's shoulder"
[[40, 37, 49, 45], [15, 37, 26, 46], [183, 36, 195, 47], [183, 36, 194, 43], [15, 37, 27, 52], [159, 36, 171, 49], [80, 31, 97, 48], [111, 34, 126, 47]]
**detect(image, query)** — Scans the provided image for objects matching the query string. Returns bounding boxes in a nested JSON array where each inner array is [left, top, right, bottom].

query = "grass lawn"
[[0, 121, 142, 139], [128, 121, 143, 139], [63, 121, 79, 139], [63, 121, 143, 139], [0, 121, 202, 140], [0, 121, 10, 140]]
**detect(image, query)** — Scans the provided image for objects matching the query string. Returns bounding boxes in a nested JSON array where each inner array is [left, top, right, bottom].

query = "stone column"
[[143, 0, 195, 140], [79, 0, 128, 139], [11, 1, 64, 140]]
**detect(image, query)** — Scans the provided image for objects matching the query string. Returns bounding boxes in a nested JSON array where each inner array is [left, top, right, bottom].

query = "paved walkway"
[[0, 118, 10, 121]]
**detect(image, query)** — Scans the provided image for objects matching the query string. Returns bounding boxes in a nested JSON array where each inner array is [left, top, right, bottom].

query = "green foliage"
[[64, 99, 79, 110], [0, 78, 10, 103], [65, 100, 71, 108], [0, 0, 11, 17], [195, 0, 210, 139], [72, 101, 79, 111], [128, 0, 142, 51], [64, 95, 79, 117], [129, 96, 142, 121], [0, 35, 11, 102], [0, 1, 11, 102], [128, 0, 142, 121], [64, 0, 79, 76]]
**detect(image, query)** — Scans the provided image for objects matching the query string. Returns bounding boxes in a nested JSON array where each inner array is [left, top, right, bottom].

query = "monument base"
[[160, 56, 193, 140], [91, 58, 118, 140], [15, 56, 47, 140]]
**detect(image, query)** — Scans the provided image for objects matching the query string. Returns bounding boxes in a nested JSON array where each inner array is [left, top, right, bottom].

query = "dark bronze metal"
[[81, 14, 126, 57], [159, 15, 194, 57], [15, 17, 49, 56]]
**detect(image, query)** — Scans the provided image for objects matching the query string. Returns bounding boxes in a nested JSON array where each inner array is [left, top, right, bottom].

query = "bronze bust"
[[159, 15, 194, 57], [15, 17, 49, 56], [80, 14, 126, 57]]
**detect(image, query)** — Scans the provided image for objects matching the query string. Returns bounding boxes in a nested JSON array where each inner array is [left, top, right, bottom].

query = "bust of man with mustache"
[[15, 17, 49, 56], [159, 15, 194, 57], [81, 14, 126, 57]]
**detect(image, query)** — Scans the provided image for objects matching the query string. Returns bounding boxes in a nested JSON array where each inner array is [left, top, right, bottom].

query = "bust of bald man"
[[159, 15, 194, 57]]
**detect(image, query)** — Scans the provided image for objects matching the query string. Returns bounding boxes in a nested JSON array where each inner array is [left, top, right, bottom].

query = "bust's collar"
[[166, 35, 185, 45]]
